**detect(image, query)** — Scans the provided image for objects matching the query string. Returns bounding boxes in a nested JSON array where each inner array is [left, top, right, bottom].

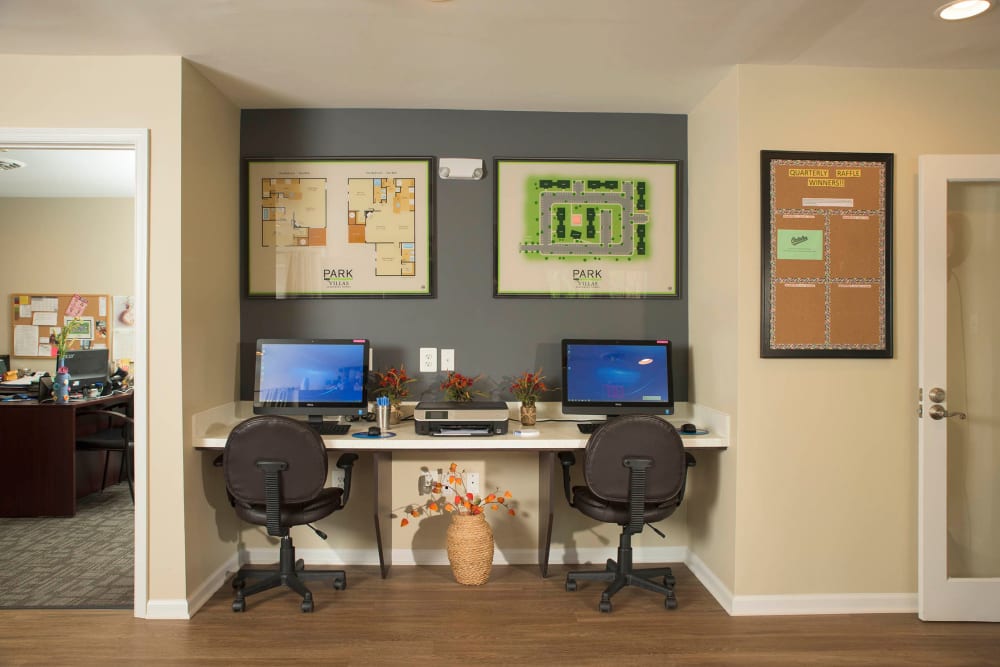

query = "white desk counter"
[[193, 401, 727, 578]]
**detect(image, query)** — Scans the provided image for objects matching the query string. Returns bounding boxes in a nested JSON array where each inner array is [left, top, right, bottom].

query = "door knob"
[[928, 404, 967, 421]]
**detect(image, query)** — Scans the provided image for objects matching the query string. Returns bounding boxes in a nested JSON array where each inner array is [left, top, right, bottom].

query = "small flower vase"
[[446, 513, 494, 585], [519, 403, 537, 426], [54, 357, 71, 404], [389, 403, 403, 425]]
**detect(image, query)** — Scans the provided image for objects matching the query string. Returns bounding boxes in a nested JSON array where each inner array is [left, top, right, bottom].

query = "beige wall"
[[686, 68, 741, 592], [0, 54, 187, 603], [728, 66, 1000, 595], [0, 197, 134, 373], [179, 60, 242, 593]]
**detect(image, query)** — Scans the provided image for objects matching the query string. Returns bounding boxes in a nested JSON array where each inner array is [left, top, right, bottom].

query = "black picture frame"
[[493, 158, 680, 299], [761, 150, 893, 358], [244, 156, 435, 299]]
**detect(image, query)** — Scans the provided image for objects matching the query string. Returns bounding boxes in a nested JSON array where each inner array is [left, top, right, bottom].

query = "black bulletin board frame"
[[761, 150, 893, 358]]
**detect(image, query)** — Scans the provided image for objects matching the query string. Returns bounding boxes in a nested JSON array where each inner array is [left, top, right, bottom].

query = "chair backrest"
[[224, 415, 329, 506], [583, 415, 686, 504]]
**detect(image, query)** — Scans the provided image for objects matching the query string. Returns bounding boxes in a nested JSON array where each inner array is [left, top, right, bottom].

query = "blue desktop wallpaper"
[[258, 342, 366, 404], [565, 343, 670, 403]]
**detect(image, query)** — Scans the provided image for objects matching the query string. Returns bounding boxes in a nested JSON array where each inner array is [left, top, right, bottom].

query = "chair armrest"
[[558, 451, 576, 506], [336, 452, 360, 506]]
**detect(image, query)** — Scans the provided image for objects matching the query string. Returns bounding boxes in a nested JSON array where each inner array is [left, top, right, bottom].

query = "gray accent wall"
[[240, 109, 688, 403]]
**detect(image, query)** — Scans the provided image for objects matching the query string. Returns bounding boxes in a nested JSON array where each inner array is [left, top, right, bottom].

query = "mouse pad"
[[351, 432, 397, 439], [679, 429, 709, 436]]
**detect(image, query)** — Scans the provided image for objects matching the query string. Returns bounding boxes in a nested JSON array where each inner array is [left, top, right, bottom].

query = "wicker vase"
[[519, 403, 537, 426], [446, 513, 494, 585], [390, 403, 403, 425]]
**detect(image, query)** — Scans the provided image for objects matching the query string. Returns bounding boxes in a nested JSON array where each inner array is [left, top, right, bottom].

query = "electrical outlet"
[[420, 471, 435, 495], [331, 469, 346, 489], [441, 348, 455, 371], [419, 347, 437, 372], [465, 472, 480, 497]]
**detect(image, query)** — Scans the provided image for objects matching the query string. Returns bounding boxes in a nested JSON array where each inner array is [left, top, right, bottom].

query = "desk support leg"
[[373, 451, 392, 578], [538, 451, 557, 578]]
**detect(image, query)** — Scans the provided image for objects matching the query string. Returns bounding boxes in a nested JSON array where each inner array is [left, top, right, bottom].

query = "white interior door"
[[918, 154, 1000, 621]]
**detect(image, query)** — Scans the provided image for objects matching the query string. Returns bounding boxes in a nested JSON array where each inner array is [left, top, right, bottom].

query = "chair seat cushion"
[[234, 487, 344, 527], [76, 428, 129, 450], [571, 486, 678, 525]]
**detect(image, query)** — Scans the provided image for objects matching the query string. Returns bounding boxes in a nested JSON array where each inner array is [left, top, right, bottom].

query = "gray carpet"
[[0, 482, 133, 609]]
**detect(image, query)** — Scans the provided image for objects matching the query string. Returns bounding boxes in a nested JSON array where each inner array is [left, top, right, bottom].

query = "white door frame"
[[918, 153, 1000, 622], [0, 127, 150, 618]]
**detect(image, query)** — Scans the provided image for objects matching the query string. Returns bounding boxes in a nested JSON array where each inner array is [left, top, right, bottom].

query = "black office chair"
[[75, 408, 134, 502], [224, 415, 358, 613], [559, 415, 695, 613]]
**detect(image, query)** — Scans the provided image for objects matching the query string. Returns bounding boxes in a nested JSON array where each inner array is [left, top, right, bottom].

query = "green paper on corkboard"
[[777, 229, 823, 260]]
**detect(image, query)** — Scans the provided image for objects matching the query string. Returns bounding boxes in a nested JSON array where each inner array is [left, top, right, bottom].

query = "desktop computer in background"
[[63, 348, 110, 390]]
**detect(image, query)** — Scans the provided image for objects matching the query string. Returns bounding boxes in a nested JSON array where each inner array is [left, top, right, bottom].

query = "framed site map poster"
[[494, 159, 679, 298], [761, 150, 893, 358], [245, 158, 434, 298]]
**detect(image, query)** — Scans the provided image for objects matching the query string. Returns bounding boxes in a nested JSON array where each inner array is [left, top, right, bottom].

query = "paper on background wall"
[[14, 324, 40, 356], [99, 296, 107, 317], [31, 311, 57, 326], [114, 328, 135, 361], [113, 296, 134, 328], [65, 294, 88, 318], [38, 343, 53, 357], [32, 297, 57, 312], [19, 304, 32, 318]]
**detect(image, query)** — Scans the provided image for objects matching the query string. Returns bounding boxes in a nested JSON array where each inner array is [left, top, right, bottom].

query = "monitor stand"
[[306, 415, 350, 435]]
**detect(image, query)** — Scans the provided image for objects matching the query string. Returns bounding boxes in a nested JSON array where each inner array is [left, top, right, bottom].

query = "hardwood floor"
[[1, 564, 998, 666]]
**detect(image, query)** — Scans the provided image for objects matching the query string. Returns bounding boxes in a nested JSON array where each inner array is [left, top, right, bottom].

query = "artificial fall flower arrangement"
[[400, 463, 515, 527], [371, 365, 416, 405], [440, 371, 485, 403], [510, 368, 549, 407]]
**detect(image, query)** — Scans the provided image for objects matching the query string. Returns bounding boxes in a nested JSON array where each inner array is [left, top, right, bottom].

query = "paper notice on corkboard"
[[761, 151, 893, 358]]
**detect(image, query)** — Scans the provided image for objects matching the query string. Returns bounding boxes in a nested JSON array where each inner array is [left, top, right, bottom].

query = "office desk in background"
[[0, 391, 134, 517], [194, 408, 727, 578]]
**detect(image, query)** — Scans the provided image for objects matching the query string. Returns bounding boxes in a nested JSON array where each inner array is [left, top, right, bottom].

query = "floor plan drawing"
[[260, 177, 327, 247], [347, 177, 417, 276]]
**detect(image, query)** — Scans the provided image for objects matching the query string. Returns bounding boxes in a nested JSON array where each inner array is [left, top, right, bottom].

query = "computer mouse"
[[680, 423, 698, 434], [368, 425, 381, 437]]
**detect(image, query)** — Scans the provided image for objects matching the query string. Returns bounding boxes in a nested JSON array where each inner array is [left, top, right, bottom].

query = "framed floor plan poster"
[[494, 159, 679, 298], [246, 158, 434, 298], [761, 150, 893, 358]]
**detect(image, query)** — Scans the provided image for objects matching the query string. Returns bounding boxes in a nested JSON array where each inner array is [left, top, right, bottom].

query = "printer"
[[414, 401, 510, 436]]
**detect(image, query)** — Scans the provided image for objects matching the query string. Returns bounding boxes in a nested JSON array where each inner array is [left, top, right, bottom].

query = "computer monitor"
[[63, 348, 110, 389], [253, 338, 370, 434], [561, 338, 674, 418]]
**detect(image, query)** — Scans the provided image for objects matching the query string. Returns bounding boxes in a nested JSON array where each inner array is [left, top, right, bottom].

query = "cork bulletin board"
[[761, 151, 893, 358], [10, 293, 112, 359]]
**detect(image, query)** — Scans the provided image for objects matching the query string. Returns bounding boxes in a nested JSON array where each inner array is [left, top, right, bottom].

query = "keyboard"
[[576, 422, 603, 434], [310, 422, 351, 436]]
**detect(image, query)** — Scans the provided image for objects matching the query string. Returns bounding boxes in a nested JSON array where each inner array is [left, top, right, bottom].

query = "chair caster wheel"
[[565, 579, 578, 592], [333, 576, 347, 591], [301, 599, 313, 613], [665, 596, 678, 610], [665, 575, 676, 587], [232, 599, 246, 612], [598, 599, 612, 613], [295, 559, 305, 571]]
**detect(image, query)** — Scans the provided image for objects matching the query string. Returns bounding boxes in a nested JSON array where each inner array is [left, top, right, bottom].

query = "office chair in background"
[[223, 415, 358, 613], [559, 415, 695, 613], [75, 408, 134, 502]]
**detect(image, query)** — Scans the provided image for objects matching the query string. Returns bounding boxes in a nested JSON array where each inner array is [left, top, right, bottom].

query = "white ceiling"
[[0, 0, 997, 196], [0, 149, 135, 198]]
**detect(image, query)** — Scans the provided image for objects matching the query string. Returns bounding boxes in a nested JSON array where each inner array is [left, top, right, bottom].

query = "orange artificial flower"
[[397, 462, 518, 527], [429, 502, 439, 511], [400, 518, 409, 527]]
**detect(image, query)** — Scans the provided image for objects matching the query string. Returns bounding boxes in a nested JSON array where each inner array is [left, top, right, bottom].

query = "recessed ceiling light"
[[936, 0, 993, 20]]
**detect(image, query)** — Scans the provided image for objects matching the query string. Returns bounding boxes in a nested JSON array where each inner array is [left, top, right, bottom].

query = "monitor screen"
[[63, 348, 110, 389], [561, 339, 674, 417], [253, 339, 370, 424]]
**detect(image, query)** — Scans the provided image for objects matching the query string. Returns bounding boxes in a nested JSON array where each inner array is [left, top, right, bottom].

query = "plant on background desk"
[[509, 368, 550, 426], [51, 316, 84, 404], [440, 371, 485, 403]]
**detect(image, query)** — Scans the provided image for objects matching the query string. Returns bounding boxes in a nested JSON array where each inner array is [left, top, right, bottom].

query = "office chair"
[[75, 408, 134, 502], [559, 415, 695, 613], [223, 415, 358, 613]]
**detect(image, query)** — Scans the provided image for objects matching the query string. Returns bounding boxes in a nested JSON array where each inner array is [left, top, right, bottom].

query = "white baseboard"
[[684, 550, 734, 613], [730, 593, 917, 616], [145, 598, 191, 620], [185, 552, 240, 617]]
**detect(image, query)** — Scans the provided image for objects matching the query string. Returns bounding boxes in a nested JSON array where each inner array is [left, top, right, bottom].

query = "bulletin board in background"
[[760, 151, 893, 358], [10, 293, 112, 359]]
